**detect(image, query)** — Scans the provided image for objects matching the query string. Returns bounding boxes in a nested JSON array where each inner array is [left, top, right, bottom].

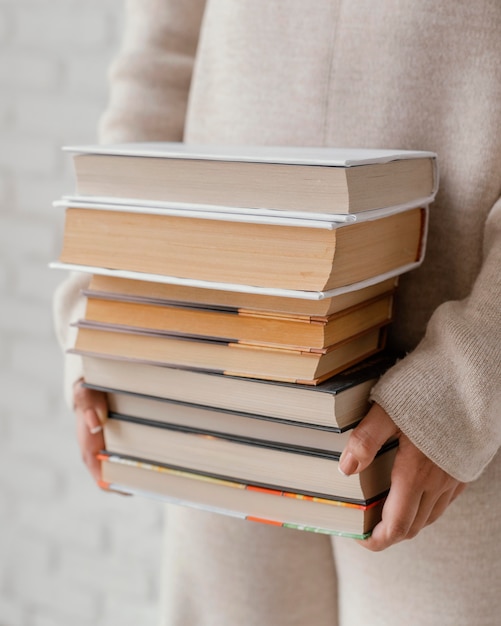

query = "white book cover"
[[55, 197, 425, 228], [64, 142, 437, 167], [63, 143, 439, 220]]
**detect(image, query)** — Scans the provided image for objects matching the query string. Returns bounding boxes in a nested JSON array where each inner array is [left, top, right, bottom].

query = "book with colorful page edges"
[[99, 453, 386, 539]]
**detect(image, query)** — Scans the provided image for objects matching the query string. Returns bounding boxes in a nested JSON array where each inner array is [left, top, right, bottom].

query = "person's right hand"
[[339, 403, 466, 551], [73, 379, 108, 484]]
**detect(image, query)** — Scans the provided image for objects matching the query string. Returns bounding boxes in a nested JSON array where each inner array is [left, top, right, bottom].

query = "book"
[[85, 273, 399, 317], [57, 203, 427, 293], [82, 289, 394, 350], [65, 143, 437, 217], [100, 453, 386, 539], [80, 352, 397, 430], [102, 414, 397, 502], [72, 322, 385, 385], [97, 387, 356, 452]]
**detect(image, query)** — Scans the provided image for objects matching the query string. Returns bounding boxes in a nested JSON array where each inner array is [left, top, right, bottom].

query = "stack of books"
[[51, 143, 437, 538]]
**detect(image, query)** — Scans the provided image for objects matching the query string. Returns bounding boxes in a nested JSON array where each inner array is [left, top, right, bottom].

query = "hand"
[[339, 403, 466, 551], [73, 379, 108, 484]]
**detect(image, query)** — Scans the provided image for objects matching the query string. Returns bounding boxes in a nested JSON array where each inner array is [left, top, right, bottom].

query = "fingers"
[[339, 403, 399, 476], [73, 380, 108, 485], [425, 482, 466, 528], [364, 486, 460, 551], [76, 414, 104, 484], [73, 380, 108, 424], [363, 448, 430, 551], [83, 408, 103, 435], [359, 436, 466, 551], [342, 404, 467, 550]]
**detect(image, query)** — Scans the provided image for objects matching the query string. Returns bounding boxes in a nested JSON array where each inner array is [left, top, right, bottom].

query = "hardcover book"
[[82, 289, 394, 350], [100, 453, 386, 539], [80, 352, 398, 430], [72, 322, 386, 385], [102, 415, 397, 502], [93, 387, 356, 452], [84, 273, 399, 317], [65, 143, 438, 218], [55, 202, 427, 294]]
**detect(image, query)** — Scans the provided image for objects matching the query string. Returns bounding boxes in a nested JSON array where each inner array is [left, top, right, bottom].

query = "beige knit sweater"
[[54, 0, 501, 485]]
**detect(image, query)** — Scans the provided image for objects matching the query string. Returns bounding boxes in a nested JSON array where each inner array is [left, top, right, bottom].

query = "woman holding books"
[[54, 1, 501, 625]]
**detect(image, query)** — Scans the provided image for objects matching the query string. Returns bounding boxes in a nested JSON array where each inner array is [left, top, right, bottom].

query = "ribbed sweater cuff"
[[370, 347, 500, 482]]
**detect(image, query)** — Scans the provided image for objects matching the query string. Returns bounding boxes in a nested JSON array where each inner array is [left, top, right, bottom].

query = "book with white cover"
[[64, 143, 438, 219], [50, 203, 428, 300]]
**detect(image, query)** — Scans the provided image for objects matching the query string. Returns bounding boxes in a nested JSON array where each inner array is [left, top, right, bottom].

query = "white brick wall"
[[0, 2, 164, 625]]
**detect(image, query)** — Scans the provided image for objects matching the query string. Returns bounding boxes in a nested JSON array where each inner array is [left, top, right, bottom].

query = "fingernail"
[[339, 451, 359, 476], [90, 425, 103, 435]]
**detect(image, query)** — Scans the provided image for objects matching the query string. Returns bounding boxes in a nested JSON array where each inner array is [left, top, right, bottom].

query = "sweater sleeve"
[[53, 0, 206, 407], [370, 196, 501, 482], [53, 272, 91, 408], [98, 0, 206, 143]]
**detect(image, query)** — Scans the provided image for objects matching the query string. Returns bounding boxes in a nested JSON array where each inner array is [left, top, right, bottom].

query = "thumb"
[[339, 403, 399, 476]]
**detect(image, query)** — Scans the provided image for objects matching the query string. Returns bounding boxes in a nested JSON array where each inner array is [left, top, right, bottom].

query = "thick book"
[[102, 414, 397, 502], [84, 273, 399, 317], [72, 322, 385, 385], [100, 453, 386, 539], [82, 289, 394, 350], [56, 202, 427, 293], [65, 143, 438, 218], [92, 386, 356, 452], [80, 352, 397, 430]]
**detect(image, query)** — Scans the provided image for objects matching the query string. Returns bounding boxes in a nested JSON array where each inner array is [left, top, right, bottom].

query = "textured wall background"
[[0, 2, 164, 624]]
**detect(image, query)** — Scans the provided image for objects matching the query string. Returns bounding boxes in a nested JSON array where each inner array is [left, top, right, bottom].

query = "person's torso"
[[185, 0, 501, 350]]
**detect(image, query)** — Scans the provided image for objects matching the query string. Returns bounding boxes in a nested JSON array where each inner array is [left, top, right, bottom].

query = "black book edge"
[[106, 411, 399, 460], [79, 349, 400, 395], [99, 450, 390, 507], [85, 382, 348, 432]]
